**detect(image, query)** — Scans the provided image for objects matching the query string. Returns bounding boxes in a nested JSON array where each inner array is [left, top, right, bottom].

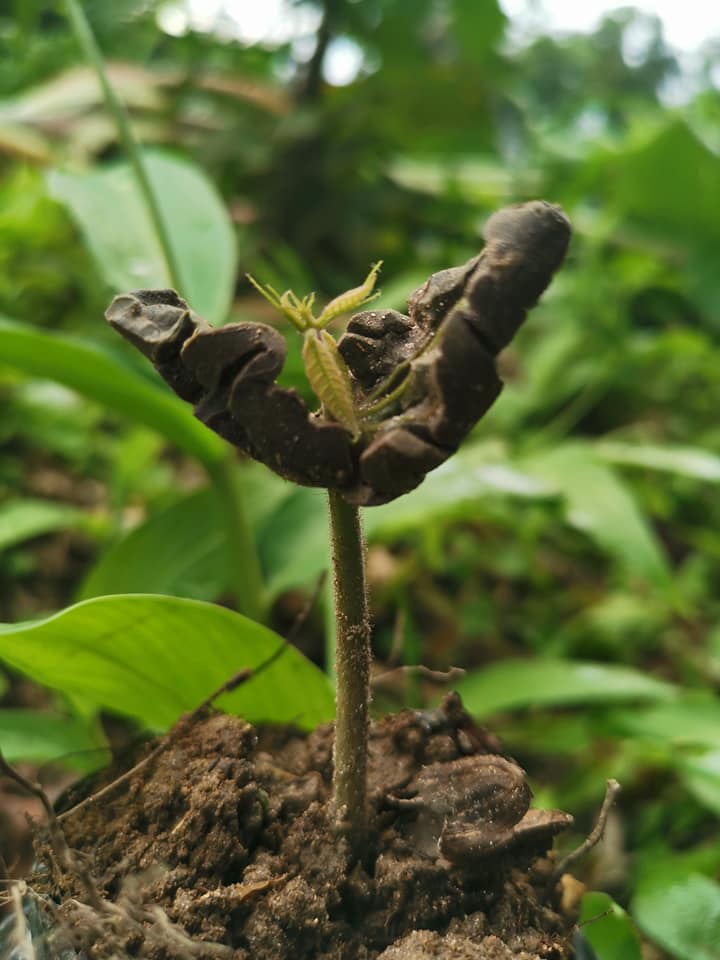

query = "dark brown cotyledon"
[[106, 201, 570, 505]]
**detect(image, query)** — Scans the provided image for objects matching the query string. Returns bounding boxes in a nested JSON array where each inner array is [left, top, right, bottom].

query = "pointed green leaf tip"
[[316, 261, 383, 327]]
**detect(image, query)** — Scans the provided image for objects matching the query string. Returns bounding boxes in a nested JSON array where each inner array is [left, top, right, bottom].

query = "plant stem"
[[327, 488, 371, 856], [66, 1, 268, 623], [207, 455, 267, 624], [64, 0, 185, 292]]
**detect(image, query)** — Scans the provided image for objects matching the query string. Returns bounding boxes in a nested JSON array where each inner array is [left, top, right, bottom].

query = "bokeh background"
[[1, 2, 720, 956]]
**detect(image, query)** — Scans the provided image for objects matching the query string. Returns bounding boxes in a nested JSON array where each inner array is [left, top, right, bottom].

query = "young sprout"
[[315, 262, 383, 328], [247, 263, 384, 441], [245, 276, 316, 330], [246, 262, 383, 331], [107, 202, 572, 864], [303, 329, 362, 441]]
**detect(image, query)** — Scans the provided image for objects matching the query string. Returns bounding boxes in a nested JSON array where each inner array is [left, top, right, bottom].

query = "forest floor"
[[29, 695, 580, 959]]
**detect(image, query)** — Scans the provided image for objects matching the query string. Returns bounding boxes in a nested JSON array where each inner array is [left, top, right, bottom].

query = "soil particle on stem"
[[35, 695, 577, 960]]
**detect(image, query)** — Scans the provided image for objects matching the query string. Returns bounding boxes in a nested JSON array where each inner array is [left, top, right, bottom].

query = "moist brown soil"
[[35, 696, 578, 960]]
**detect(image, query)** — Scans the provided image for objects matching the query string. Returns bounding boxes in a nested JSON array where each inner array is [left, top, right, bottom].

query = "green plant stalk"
[[327, 489, 371, 856], [64, 1, 267, 622], [64, 0, 185, 293], [206, 455, 267, 625]]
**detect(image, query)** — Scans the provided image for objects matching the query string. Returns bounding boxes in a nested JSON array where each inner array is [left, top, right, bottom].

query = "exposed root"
[[548, 778, 622, 896]]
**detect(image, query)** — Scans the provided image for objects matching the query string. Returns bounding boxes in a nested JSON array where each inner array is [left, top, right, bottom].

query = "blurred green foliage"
[[1, 2, 720, 956]]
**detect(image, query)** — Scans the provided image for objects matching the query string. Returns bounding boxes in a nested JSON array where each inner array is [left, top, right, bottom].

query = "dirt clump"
[[34, 694, 577, 959]]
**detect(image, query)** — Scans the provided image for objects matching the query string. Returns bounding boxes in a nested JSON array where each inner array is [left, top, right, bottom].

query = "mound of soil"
[[36, 695, 578, 959]]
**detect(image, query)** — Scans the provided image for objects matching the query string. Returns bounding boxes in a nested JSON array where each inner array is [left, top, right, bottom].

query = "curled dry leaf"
[[106, 201, 570, 505], [386, 754, 572, 869]]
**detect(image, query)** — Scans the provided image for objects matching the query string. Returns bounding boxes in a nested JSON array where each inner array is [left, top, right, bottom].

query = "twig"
[[372, 664, 466, 688], [59, 646, 290, 824], [550, 779, 621, 885], [578, 908, 614, 929]]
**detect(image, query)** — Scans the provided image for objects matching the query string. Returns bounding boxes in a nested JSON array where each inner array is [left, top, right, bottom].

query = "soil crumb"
[[36, 695, 577, 959]]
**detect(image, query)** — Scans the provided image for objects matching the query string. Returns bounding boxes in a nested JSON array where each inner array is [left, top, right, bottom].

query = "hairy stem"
[[64, 0, 185, 292], [207, 455, 267, 623], [327, 488, 371, 856]]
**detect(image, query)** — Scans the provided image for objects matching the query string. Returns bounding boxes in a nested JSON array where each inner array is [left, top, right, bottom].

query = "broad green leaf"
[[633, 871, 720, 960], [580, 892, 642, 960], [521, 443, 672, 588], [78, 489, 228, 602], [3, 380, 103, 462], [48, 150, 237, 326], [258, 486, 329, 596], [494, 713, 594, 757], [0, 314, 225, 466], [240, 459, 299, 534], [677, 749, 720, 816], [582, 118, 720, 311], [605, 119, 720, 247], [596, 442, 720, 482], [0, 595, 334, 730], [0, 709, 108, 772], [0, 498, 83, 552], [80, 467, 305, 602], [457, 659, 676, 719], [450, 0, 506, 62], [615, 696, 720, 749]]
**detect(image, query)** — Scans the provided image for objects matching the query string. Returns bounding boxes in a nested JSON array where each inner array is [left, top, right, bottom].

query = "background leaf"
[[579, 891, 643, 960], [595, 442, 720, 481], [602, 119, 720, 247], [78, 488, 228, 601], [521, 443, 672, 588], [0, 595, 334, 730], [615, 696, 720, 748], [366, 441, 553, 539], [0, 314, 225, 466], [0, 709, 108, 772], [0, 498, 84, 551], [252, 444, 553, 595], [632, 871, 720, 960], [457, 659, 676, 718], [676, 749, 720, 816], [258, 486, 329, 597], [48, 150, 237, 325]]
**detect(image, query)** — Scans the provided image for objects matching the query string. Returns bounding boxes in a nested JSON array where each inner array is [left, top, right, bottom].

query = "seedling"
[[107, 199, 571, 860]]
